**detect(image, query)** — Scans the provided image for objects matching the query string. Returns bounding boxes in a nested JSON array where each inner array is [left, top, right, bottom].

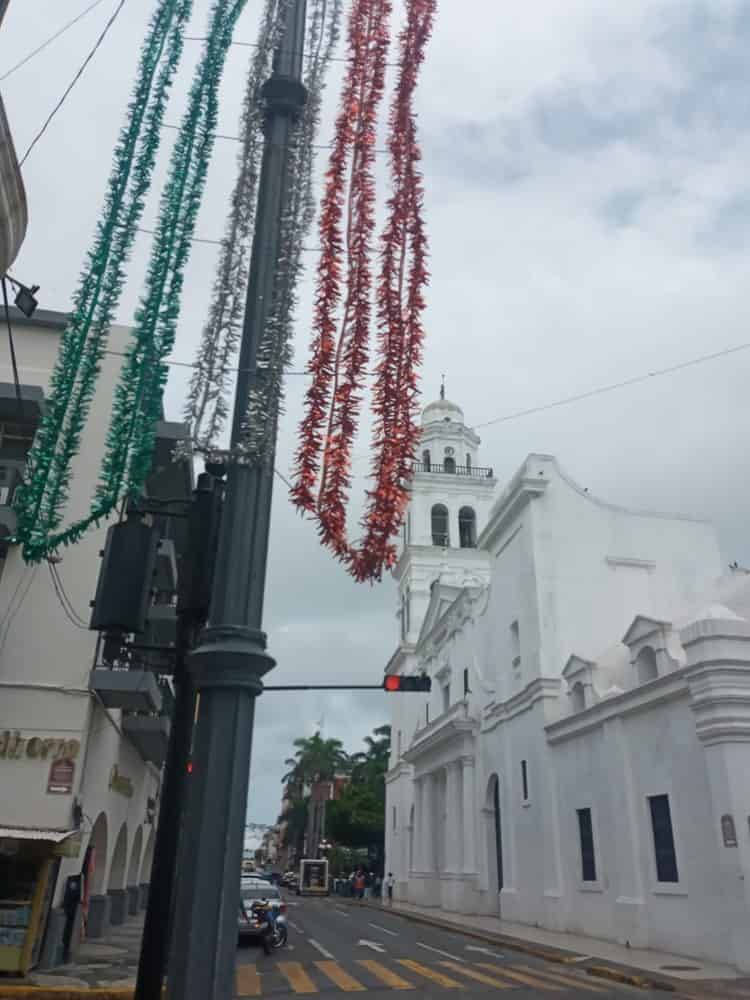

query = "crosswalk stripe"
[[517, 964, 609, 992], [396, 959, 462, 988], [439, 961, 513, 989], [477, 963, 564, 990], [315, 961, 367, 992], [235, 964, 261, 997], [278, 961, 319, 993], [356, 959, 415, 990]]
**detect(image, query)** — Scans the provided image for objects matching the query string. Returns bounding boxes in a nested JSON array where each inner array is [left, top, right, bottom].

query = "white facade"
[[385, 396, 750, 972], [0, 308, 189, 968]]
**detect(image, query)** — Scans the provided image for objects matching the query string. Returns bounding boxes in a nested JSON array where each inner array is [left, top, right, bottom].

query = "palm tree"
[[282, 732, 350, 786]]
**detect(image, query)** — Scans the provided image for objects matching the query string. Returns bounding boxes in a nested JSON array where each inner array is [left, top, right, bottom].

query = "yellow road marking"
[[517, 965, 608, 992], [357, 959, 415, 990], [477, 963, 564, 990], [278, 961, 319, 993], [439, 961, 513, 989], [396, 959, 462, 988], [235, 964, 261, 997], [315, 961, 366, 992]]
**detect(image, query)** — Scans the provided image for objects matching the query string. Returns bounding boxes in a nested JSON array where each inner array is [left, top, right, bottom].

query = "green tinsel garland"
[[15, 0, 192, 560], [16, 0, 247, 562]]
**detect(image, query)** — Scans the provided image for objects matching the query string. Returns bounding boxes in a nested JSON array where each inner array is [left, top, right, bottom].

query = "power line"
[[473, 340, 750, 430], [47, 562, 88, 630], [0, 0, 109, 84], [160, 120, 387, 155], [133, 225, 322, 252], [182, 34, 399, 68], [19, 0, 127, 167]]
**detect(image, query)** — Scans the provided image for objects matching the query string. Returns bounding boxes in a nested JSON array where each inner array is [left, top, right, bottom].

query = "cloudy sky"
[[3, 0, 750, 823]]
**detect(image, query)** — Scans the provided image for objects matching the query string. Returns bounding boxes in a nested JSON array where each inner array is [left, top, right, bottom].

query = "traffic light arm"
[[261, 678, 431, 692]]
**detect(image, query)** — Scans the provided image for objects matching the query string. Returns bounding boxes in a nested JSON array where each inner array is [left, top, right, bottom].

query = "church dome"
[[422, 397, 464, 425]]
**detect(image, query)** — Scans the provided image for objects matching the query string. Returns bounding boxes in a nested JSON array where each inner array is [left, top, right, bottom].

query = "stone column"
[[461, 756, 477, 873], [412, 776, 424, 872], [683, 614, 750, 974], [444, 763, 463, 873], [421, 773, 435, 872]]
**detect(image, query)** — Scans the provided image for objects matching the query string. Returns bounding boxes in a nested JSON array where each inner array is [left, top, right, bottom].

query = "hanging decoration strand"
[[14, 0, 192, 559], [184, 0, 288, 454], [291, 0, 436, 582], [238, 0, 344, 465]]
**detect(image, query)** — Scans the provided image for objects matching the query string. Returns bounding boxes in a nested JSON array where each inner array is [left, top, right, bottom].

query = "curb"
[[343, 900, 676, 993], [586, 965, 675, 992], [0, 991, 135, 999]]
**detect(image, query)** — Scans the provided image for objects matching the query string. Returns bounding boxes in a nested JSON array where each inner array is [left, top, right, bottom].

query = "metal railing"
[[412, 461, 493, 478]]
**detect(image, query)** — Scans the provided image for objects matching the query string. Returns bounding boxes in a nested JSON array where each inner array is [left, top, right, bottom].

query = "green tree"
[[282, 731, 350, 785]]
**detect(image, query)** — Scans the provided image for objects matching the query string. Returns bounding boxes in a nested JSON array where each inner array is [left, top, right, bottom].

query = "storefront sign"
[[0, 731, 80, 761], [721, 813, 738, 847], [109, 765, 134, 798], [47, 758, 75, 794]]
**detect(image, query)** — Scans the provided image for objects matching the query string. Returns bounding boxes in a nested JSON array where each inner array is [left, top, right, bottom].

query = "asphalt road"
[[233, 894, 672, 999]]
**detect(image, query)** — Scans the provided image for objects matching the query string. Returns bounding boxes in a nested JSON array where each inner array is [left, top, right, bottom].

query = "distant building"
[[385, 393, 750, 973], [0, 1, 28, 273], [0, 308, 192, 972]]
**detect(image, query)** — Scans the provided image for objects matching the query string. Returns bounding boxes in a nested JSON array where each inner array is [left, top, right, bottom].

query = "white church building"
[[384, 392, 750, 973]]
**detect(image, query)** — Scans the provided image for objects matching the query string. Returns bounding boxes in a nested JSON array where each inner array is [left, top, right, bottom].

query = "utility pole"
[[167, 3, 308, 998]]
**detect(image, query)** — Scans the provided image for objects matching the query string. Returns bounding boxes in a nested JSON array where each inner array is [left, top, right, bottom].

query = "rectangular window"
[[649, 794, 679, 883], [442, 683, 450, 714], [521, 760, 529, 802], [577, 808, 597, 882], [397, 730, 402, 757], [463, 668, 469, 696], [392, 806, 397, 831], [425, 703, 429, 725]]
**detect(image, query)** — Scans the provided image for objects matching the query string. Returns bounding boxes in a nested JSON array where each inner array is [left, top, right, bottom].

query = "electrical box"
[[90, 516, 160, 634]]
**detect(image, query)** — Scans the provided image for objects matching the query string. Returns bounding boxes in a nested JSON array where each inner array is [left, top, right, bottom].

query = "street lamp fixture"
[[5, 276, 40, 318]]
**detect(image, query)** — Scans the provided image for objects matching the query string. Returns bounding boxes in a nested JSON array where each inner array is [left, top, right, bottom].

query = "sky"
[[3, 0, 750, 823]]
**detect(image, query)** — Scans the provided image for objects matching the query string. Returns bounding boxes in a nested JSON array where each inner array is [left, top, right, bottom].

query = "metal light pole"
[[166, 3, 308, 998]]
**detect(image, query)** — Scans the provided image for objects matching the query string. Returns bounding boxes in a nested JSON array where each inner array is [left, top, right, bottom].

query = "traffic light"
[[383, 674, 431, 692]]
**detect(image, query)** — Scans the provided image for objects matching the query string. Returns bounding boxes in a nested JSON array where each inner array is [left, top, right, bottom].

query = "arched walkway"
[[140, 828, 155, 885], [126, 826, 143, 917], [88, 812, 108, 896], [107, 823, 128, 926], [84, 812, 108, 939]]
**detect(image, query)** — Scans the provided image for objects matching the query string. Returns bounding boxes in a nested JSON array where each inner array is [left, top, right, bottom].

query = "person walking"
[[385, 872, 395, 905], [353, 870, 365, 900]]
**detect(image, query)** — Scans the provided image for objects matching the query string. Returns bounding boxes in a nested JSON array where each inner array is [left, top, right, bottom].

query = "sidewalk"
[[0, 915, 142, 996], [358, 898, 750, 997]]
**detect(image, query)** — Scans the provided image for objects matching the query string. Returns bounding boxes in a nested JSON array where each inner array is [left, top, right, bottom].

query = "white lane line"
[[417, 942, 465, 962], [334, 908, 349, 917], [368, 922, 398, 937], [309, 938, 336, 960], [289, 920, 303, 932]]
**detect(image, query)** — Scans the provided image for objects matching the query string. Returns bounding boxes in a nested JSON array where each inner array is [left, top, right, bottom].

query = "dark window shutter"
[[649, 795, 679, 883], [577, 808, 597, 882]]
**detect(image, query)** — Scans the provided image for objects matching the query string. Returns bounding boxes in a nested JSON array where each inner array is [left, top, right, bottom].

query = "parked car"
[[238, 884, 287, 943]]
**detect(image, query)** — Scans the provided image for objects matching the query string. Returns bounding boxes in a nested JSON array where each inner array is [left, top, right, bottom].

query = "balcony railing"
[[412, 462, 493, 478]]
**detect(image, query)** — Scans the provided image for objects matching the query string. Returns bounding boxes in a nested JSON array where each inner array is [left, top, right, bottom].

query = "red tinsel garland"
[[292, 0, 437, 583]]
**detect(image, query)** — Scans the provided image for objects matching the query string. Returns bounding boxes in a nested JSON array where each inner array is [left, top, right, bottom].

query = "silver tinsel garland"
[[185, 0, 342, 462]]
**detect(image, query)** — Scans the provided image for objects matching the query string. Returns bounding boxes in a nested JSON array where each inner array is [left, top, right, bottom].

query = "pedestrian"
[[374, 874, 382, 899], [353, 870, 365, 900], [364, 870, 372, 900], [385, 872, 395, 905]]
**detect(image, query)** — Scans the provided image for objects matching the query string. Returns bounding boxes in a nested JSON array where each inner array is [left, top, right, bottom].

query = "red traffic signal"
[[383, 674, 431, 693]]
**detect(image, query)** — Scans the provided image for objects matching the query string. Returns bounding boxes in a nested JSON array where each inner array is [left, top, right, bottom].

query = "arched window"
[[635, 646, 658, 685], [459, 506, 477, 548], [570, 682, 586, 713], [444, 456, 456, 473], [422, 449, 431, 471], [431, 504, 449, 547], [466, 453, 471, 471]]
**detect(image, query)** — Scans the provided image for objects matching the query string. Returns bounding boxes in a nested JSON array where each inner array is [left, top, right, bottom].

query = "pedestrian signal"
[[383, 675, 431, 692]]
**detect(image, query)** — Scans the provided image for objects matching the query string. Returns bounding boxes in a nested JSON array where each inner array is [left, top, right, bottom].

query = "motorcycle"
[[248, 899, 287, 954]]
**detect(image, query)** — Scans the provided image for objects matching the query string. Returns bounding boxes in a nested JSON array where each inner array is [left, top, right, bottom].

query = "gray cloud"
[[4, 1, 750, 821]]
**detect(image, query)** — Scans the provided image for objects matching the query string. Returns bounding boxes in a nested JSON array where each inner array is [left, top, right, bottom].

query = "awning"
[[0, 826, 76, 843]]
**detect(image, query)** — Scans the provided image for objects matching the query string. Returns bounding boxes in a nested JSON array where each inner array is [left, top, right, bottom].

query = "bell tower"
[[395, 389, 497, 648]]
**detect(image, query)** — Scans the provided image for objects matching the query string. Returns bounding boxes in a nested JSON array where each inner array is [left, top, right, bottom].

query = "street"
[[234, 896, 668, 999]]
